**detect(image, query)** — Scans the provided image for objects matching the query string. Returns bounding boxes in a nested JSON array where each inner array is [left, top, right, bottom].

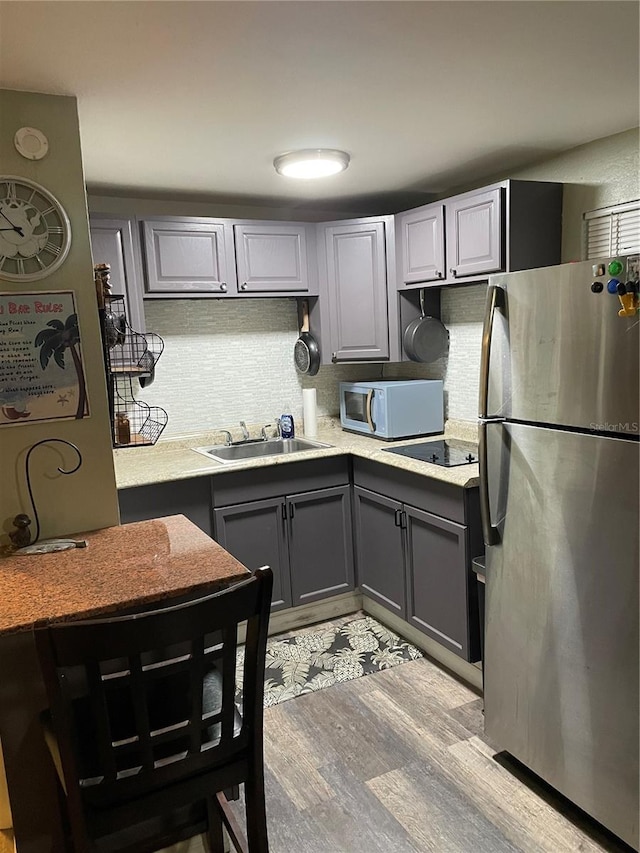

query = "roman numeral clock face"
[[0, 176, 71, 281]]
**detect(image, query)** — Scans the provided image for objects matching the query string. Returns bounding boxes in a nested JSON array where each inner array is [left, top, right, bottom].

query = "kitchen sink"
[[192, 437, 333, 464]]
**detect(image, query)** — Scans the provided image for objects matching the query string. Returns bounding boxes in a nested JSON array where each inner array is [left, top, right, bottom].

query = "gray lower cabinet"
[[353, 459, 482, 662], [89, 215, 145, 332], [353, 487, 406, 617], [213, 497, 292, 610], [317, 216, 395, 362], [118, 478, 213, 537], [233, 222, 317, 295], [141, 217, 236, 295], [404, 505, 469, 656], [214, 484, 354, 612]]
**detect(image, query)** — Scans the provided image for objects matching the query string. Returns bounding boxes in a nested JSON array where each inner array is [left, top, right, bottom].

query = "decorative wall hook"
[[9, 438, 83, 549]]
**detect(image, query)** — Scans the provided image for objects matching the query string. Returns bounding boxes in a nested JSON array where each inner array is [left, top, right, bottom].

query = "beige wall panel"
[[0, 90, 119, 542]]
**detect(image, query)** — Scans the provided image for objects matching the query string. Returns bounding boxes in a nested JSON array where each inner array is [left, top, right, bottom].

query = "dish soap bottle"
[[280, 414, 295, 439]]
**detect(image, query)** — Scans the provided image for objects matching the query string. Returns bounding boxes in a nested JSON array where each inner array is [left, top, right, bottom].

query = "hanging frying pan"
[[294, 300, 320, 376], [403, 288, 449, 363]]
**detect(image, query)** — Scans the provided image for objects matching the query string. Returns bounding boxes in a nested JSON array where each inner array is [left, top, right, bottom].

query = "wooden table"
[[0, 515, 249, 853]]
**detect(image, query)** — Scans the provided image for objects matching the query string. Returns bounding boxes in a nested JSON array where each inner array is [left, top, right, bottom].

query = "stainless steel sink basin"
[[192, 437, 332, 464]]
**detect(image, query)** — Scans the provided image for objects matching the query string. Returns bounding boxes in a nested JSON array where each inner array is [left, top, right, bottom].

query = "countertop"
[[0, 515, 249, 636], [114, 418, 480, 490]]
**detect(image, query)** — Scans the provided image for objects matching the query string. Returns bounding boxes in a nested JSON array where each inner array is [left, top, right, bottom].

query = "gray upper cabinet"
[[446, 187, 502, 279], [397, 203, 445, 285], [317, 216, 395, 363], [396, 180, 562, 289], [142, 217, 236, 296], [233, 222, 317, 295], [89, 215, 146, 332]]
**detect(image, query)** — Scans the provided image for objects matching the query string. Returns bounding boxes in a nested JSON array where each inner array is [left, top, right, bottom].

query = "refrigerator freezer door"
[[489, 260, 639, 434], [484, 421, 639, 849]]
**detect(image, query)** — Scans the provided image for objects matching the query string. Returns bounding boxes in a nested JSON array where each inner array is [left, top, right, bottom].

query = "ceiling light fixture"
[[274, 149, 350, 180]]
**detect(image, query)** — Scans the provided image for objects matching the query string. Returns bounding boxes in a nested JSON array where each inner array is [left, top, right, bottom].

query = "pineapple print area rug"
[[236, 612, 423, 708]]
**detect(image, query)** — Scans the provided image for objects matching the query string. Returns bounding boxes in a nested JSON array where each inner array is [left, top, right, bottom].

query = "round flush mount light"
[[274, 148, 350, 179]]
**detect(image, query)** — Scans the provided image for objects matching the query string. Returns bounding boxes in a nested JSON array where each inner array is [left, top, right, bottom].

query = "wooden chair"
[[34, 567, 273, 853]]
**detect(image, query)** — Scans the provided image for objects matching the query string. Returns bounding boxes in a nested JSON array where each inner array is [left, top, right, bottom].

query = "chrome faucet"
[[261, 424, 273, 440], [219, 430, 232, 446], [239, 421, 250, 441], [274, 417, 282, 438]]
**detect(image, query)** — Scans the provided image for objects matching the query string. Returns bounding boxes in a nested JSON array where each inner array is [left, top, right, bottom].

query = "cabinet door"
[[287, 486, 355, 607], [446, 187, 503, 278], [213, 498, 292, 611], [89, 216, 145, 332], [398, 204, 445, 286], [353, 486, 406, 617], [118, 479, 213, 537], [142, 218, 234, 295], [234, 223, 311, 294], [404, 505, 471, 659], [323, 221, 389, 361]]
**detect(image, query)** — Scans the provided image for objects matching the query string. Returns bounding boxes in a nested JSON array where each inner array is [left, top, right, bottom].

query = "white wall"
[[123, 128, 640, 436], [141, 298, 380, 438]]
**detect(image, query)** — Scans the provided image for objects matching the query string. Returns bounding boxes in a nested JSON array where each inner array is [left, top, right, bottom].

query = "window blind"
[[584, 200, 640, 259]]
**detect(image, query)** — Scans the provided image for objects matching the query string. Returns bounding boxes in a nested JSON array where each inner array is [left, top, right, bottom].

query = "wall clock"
[[0, 176, 72, 282]]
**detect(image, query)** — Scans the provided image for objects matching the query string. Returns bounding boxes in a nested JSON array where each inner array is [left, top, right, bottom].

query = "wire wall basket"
[[104, 295, 164, 378], [99, 289, 168, 448], [112, 382, 168, 447]]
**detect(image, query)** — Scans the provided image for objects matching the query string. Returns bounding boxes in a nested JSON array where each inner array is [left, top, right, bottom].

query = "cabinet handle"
[[240, 283, 248, 291], [281, 503, 287, 521], [400, 511, 407, 529], [332, 352, 337, 363], [288, 502, 295, 519], [394, 509, 402, 527], [220, 282, 227, 292], [450, 268, 457, 278], [436, 270, 443, 278]]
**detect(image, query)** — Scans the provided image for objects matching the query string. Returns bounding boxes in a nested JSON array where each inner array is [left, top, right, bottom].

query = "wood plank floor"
[[233, 656, 633, 853]]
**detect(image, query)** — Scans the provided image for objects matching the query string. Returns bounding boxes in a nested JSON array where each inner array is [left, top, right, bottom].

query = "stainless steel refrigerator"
[[478, 256, 639, 850]]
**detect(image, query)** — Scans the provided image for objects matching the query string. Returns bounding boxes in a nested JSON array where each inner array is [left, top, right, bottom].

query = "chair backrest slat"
[[86, 661, 118, 784], [129, 652, 155, 773], [221, 626, 238, 742], [188, 635, 205, 756]]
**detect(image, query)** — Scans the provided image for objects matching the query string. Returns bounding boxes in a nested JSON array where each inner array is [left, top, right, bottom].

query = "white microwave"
[[339, 380, 443, 440]]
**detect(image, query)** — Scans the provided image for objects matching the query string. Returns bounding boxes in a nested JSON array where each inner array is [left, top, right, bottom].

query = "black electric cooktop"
[[383, 439, 478, 467]]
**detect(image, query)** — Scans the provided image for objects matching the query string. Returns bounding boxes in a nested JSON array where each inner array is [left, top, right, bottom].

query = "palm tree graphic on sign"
[[35, 314, 87, 419]]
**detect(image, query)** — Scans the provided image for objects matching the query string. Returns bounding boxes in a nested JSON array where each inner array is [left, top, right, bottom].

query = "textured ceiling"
[[0, 1, 638, 211]]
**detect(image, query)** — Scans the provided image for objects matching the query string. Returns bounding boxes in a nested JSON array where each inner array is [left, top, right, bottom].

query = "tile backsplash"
[[139, 286, 486, 439]]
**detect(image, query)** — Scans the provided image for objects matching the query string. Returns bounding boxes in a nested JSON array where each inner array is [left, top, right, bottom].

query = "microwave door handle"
[[479, 284, 505, 419], [365, 389, 375, 432]]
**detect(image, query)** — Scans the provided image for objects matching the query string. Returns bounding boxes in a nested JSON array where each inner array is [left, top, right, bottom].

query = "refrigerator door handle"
[[479, 420, 500, 546], [479, 283, 505, 419]]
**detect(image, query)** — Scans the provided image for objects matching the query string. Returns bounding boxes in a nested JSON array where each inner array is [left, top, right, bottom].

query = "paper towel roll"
[[302, 388, 318, 437]]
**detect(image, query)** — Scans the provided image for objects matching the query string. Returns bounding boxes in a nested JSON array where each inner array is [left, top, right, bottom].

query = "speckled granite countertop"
[[114, 419, 480, 490], [0, 515, 249, 635]]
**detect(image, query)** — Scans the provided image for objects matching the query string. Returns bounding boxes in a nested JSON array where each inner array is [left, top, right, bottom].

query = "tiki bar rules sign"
[[0, 291, 89, 425]]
